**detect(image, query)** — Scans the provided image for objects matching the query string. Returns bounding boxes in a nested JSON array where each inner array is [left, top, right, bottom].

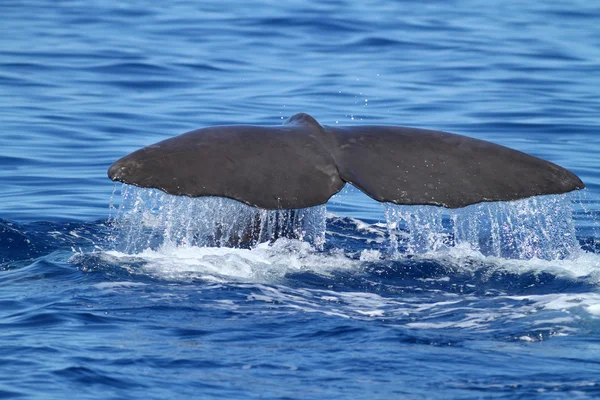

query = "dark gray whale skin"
[[108, 113, 585, 209]]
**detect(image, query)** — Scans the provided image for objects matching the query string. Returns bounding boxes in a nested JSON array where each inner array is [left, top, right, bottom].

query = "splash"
[[384, 194, 578, 260], [109, 185, 326, 253]]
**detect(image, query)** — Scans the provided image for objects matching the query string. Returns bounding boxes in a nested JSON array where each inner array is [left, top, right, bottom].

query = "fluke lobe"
[[108, 113, 584, 209]]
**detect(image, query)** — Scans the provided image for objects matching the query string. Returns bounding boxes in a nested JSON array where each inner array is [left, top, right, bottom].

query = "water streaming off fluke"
[[110, 184, 578, 261], [109, 185, 327, 253], [385, 194, 578, 260]]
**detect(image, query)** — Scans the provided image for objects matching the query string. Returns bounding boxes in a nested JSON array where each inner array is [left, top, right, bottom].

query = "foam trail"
[[109, 185, 326, 253], [384, 194, 578, 260]]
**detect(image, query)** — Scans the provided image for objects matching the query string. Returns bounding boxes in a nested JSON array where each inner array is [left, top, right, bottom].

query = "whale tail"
[[108, 113, 584, 209]]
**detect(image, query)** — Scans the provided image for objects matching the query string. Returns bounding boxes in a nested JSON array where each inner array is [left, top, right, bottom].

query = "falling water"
[[384, 194, 579, 260], [109, 185, 327, 253], [110, 185, 580, 260]]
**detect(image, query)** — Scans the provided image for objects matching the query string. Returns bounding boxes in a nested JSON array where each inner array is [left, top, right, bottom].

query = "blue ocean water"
[[2, 0, 600, 398]]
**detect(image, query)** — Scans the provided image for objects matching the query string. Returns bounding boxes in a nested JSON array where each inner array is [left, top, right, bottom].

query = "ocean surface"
[[1, 1, 600, 398]]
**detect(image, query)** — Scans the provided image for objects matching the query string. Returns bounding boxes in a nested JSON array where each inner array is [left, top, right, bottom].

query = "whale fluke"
[[108, 113, 584, 209]]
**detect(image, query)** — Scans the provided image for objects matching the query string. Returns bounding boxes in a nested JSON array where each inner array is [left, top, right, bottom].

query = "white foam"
[[402, 292, 596, 333], [103, 238, 362, 283], [93, 281, 147, 290], [355, 309, 385, 317], [401, 242, 600, 285], [519, 335, 536, 342], [87, 241, 600, 337], [586, 304, 600, 316], [507, 292, 600, 316], [359, 249, 382, 261]]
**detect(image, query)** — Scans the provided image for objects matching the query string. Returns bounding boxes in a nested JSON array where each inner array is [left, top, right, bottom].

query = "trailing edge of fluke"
[[108, 113, 585, 210]]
